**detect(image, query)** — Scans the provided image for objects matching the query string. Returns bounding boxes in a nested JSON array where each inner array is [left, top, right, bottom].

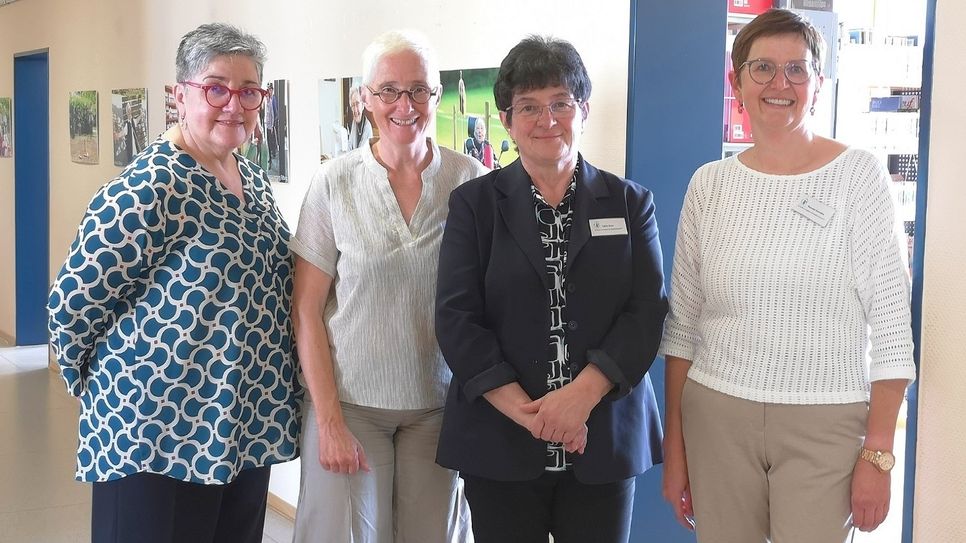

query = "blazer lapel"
[[495, 160, 550, 289], [567, 158, 610, 275]]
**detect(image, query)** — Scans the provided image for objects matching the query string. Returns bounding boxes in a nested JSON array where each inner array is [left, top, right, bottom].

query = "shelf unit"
[[836, 42, 922, 229], [721, 7, 837, 157]]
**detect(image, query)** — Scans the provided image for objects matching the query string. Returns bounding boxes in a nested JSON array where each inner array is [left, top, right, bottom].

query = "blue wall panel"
[[626, 1, 726, 540], [902, 0, 936, 540]]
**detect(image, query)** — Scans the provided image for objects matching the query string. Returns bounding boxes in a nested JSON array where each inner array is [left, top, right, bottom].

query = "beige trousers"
[[293, 401, 472, 543], [681, 379, 868, 543]]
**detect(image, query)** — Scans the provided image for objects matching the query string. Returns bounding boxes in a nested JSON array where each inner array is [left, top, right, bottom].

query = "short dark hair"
[[732, 9, 826, 79], [493, 36, 591, 124]]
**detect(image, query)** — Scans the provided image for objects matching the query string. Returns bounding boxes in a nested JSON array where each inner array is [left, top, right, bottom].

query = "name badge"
[[791, 195, 834, 227], [589, 218, 628, 237]]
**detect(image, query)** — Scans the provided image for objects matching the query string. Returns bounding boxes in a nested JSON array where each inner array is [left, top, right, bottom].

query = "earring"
[[179, 113, 186, 129], [810, 106, 816, 115], [738, 102, 744, 114]]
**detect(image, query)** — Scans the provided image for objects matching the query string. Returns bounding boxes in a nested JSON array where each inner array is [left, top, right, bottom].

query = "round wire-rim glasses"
[[504, 99, 582, 121], [365, 85, 439, 104], [181, 81, 268, 111], [738, 59, 815, 85]]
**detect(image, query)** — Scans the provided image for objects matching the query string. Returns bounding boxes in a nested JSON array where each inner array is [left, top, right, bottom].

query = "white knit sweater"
[[660, 148, 917, 404]]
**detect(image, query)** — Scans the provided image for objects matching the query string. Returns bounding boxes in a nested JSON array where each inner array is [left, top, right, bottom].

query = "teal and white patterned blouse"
[[47, 138, 302, 484]]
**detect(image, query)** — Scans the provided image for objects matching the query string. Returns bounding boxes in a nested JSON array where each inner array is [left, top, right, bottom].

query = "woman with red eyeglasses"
[[47, 23, 300, 543]]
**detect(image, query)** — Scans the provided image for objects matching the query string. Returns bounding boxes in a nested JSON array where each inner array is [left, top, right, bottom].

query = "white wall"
[[0, 0, 630, 505], [912, 2, 966, 540]]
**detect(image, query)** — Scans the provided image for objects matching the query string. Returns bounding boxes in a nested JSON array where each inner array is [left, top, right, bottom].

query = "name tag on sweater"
[[589, 218, 628, 236], [792, 195, 834, 227]]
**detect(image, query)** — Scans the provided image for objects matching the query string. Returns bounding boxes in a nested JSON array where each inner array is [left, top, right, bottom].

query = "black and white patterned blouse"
[[531, 166, 578, 471]]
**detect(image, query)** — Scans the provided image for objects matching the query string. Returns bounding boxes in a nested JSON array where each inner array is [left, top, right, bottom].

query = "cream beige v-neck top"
[[292, 138, 488, 409]]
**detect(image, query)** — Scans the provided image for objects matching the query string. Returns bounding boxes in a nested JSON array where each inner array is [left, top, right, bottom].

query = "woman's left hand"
[[850, 459, 891, 532]]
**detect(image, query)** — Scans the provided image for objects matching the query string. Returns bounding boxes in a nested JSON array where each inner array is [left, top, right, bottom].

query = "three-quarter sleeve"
[[47, 178, 164, 396], [660, 172, 707, 361], [851, 162, 917, 382], [586, 187, 668, 400], [435, 188, 519, 401]]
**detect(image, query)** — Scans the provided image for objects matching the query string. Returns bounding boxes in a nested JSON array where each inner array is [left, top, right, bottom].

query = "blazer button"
[[567, 320, 578, 331], [566, 283, 577, 293]]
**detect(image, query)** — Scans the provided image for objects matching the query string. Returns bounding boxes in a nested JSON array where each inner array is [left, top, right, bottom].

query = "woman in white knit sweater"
[[660, 9, 916, 542]]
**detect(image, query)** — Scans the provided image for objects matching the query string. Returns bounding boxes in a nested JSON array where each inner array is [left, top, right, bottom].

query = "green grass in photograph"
[[437, 68, 517, 168]]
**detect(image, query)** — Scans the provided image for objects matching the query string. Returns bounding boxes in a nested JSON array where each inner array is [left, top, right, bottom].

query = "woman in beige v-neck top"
[[289, 30, 487, 543]]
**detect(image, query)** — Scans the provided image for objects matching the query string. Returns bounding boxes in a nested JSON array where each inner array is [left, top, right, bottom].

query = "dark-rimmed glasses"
[[504, 99, 581, 121], [366, 85, 439, 104], [181, 81, 268, 111], [738, 59, 814, 85]]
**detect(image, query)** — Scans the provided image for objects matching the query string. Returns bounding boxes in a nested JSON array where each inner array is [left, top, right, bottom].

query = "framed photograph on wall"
[[69, 90, 98, 164], [164, 85, 178, 130], [0, 97, 12, 158], [112, 88, 148, 167], [318, 76, 373, 163], [265, 79, 290, 182], [437, 68, 516, 170]]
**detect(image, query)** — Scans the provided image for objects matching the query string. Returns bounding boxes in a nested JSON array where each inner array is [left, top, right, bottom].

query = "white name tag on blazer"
[[589, 218, 628, 237], [791, 195, 834, 227]]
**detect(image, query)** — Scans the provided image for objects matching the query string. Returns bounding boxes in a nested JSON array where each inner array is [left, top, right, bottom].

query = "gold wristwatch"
[[859, 448, 896, 472]]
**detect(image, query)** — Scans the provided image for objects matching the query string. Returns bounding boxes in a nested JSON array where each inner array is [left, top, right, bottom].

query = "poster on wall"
[[69, 90, 99, 165], [437, 68, 515, 170], [112, 88, 148, 167], [318, 76, 374, 162], [0, 97, 12, 158], [164, 85, 178, 130], [265, 79, 290, 182]]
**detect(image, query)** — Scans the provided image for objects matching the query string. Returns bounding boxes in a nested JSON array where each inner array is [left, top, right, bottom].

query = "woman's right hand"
[[662, 439, 695, 531], [317, 418, 370, 474]]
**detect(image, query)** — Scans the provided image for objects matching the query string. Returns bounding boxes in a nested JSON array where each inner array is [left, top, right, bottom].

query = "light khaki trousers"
[[293, 401, 472, 543], [682, 379, 868, 543]]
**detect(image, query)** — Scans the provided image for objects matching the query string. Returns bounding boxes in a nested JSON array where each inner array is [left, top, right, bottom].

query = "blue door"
[[14, 51, 49, 346], [625, 2, 725, 541]]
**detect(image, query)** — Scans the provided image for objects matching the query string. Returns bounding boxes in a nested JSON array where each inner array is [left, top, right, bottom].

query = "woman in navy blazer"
[[435, 36, 667, 543]]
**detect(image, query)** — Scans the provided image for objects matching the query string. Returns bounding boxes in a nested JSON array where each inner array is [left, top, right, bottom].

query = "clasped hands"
[[520, 384, 596, 454]]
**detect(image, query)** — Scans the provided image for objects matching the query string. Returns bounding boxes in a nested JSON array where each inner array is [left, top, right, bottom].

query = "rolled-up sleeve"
[[290, 166, 338, 276], [435, 188, 518, 402], [588, 187, 668, 400]]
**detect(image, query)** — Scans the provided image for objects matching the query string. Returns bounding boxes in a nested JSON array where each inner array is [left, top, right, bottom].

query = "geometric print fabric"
[[47, 139, 301, 484], [531, 171, 577, 472]]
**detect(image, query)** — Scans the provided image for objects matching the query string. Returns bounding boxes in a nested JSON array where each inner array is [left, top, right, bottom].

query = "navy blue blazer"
[[435, 156, 667, 484]]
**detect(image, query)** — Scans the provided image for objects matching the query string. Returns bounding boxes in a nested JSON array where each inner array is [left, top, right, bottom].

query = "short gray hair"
[[176, 23, 267, 83], [361, 29, 440, 88]]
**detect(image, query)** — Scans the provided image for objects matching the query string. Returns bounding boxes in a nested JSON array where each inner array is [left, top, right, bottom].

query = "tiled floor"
[[0, 344, 904, 542], [0, 345, 294, 543]]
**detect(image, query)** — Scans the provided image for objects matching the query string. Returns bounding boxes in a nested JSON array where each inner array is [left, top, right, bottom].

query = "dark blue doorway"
[[625, 1, 725, 541], [14, 51, 49, 346]]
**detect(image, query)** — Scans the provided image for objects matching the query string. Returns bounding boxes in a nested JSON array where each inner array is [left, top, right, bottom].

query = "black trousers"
[[91, 466, 271, 543], [462, 470, 636, 543]]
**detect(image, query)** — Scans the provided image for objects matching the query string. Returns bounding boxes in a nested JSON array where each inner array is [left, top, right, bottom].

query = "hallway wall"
[[0, 0, 630, 507], [4, 0, 965, 533]]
